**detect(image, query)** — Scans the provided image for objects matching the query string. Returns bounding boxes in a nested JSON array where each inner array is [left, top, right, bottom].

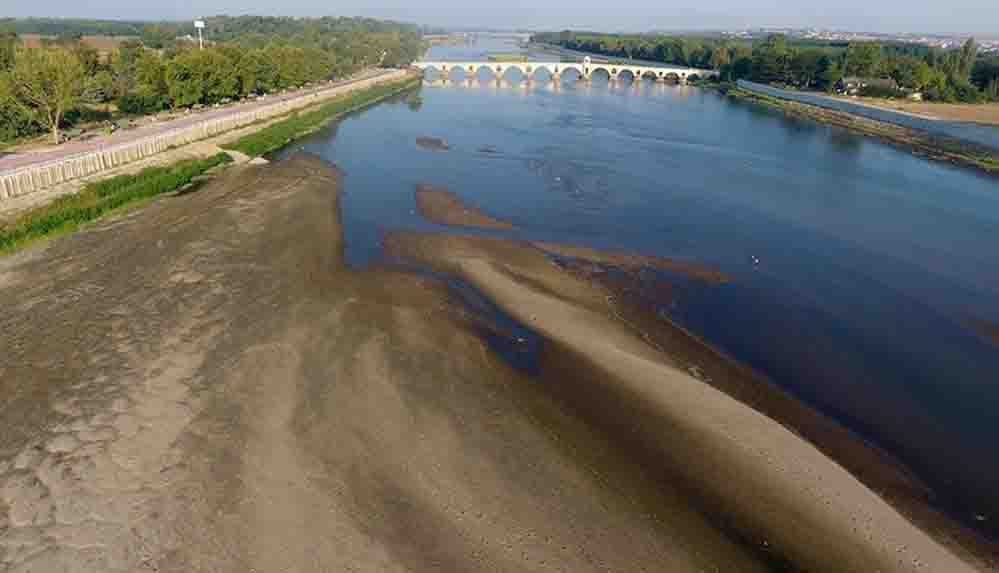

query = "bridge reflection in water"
[[420, 77, 698, 99]]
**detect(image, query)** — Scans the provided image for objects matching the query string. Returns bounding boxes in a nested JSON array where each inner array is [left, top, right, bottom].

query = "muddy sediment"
[[0, 154, 995, 572], [968, 319, 999, 347], [415, 184, 515, 230], [415, 136, 450, 151]]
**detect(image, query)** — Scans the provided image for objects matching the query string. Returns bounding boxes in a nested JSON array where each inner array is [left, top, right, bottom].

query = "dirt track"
[[0, 154, 991, 572]]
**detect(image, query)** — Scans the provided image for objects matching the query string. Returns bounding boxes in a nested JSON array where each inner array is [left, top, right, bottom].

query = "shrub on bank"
[[223, 77, 420, 158], [0, 153, 231, 252]]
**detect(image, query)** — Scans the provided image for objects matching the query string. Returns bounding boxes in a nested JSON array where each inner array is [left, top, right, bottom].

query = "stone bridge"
[[413, 57, 718, 83]]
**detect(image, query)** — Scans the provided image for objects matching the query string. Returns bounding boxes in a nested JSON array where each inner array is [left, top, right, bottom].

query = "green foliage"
[[539, 30, 996, 103], [117, 91, 165, 114], [224, 77, 419, 157], [844, 43, 882, 77], [8, 18, 144, 37], [8, 46, 93, 143], [0, 16, 422, 142], [0, 153, 231, 253], [0, 31, 16, 71], [971, 56, 999, 101], [165, 48, 239, 108]]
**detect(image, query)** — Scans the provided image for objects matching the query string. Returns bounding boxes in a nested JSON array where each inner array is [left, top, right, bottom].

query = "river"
[[277, 37, 999, 540]]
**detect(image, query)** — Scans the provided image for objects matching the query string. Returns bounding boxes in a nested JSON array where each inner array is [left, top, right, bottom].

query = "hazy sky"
[[4, 0, 998, 36]]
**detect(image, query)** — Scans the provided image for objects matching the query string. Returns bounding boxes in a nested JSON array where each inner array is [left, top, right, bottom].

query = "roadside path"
[[0, 69, 389, 174]]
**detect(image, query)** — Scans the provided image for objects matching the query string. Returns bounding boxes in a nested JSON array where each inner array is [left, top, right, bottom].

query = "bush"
[[0, 100, 41, 142], [117, 92, 166, 115]]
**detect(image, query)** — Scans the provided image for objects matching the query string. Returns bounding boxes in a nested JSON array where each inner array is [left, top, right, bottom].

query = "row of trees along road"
[[0, 16, 424, 145], [533, 31, 999, 103]]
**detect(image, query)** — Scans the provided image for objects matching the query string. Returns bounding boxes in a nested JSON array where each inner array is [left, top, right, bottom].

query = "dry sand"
[[0, 154, 993, 572]]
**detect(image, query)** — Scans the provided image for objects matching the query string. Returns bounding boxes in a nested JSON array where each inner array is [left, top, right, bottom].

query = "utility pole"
[[195, 20, 205, 50]]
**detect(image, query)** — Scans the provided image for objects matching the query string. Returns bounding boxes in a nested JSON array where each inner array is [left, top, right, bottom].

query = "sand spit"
[[385, 231, 991, 572], [415, 136, 450, 151], [415, 184, 515, 230]]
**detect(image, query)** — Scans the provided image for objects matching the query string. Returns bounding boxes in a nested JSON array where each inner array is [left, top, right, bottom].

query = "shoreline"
[[718, 84, 999, 175]]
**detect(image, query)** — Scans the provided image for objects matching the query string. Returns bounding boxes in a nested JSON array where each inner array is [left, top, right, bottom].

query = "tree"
[[164, 48, 238, 108], [708, 45, 730, 70], [8, 46, 91, 144], [958, 38, 977, 79], [844, 43, 882, 77], [789, 49, 823, 88], [751, 34, 790, 83], [0, 31, 16, 71], [818, 58, 842, 92]]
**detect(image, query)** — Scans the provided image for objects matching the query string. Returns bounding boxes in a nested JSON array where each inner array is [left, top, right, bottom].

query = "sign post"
[[194, 20, 205, 50]]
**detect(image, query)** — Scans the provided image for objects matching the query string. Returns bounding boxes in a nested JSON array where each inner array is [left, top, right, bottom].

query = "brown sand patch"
[[415, 136, 450, 151], [415, 184, 514, 230]]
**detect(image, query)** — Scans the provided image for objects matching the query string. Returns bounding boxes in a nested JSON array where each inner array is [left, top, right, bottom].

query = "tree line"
[[533, 31, 999, 103], [0, 16, 423, 144]]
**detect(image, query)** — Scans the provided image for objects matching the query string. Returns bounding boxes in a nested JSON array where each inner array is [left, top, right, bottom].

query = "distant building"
[[836, 76, 899, 96]]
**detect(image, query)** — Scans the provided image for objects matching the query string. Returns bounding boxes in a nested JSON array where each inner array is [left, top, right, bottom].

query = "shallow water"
[[277, 37, 999, 537]]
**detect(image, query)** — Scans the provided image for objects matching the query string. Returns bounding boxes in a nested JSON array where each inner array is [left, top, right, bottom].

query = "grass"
[[0, 153, 232, 253], [223, 76, 421, 158]]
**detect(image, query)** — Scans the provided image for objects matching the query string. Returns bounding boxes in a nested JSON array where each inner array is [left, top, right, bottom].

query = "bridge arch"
[[663, 72, 681, 83], [557, 66, 583, 83], [528, 65, 555, 82], [640, 70, 660, 82], [617, 69, 637, 83], [589, 67, 612, 82]]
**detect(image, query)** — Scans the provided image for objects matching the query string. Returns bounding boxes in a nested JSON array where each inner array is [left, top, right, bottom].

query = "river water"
[[279, 37, 999, 538]]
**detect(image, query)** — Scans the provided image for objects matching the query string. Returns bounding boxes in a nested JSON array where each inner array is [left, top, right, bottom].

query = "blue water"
[[278, 37, 999, 536]]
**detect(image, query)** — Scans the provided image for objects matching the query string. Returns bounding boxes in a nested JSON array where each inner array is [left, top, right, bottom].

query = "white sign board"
[[194, 21, 206, 29]]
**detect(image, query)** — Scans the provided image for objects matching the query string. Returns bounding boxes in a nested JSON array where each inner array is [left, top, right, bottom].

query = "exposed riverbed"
[[276, 37, 999, 551]]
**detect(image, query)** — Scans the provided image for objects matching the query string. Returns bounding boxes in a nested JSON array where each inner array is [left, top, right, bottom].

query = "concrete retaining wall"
[[737, 80, 999, 152], [0, 70, 410, 202]]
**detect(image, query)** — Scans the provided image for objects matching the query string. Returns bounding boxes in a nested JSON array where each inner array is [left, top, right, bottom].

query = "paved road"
[[0, 69, 392, 174]]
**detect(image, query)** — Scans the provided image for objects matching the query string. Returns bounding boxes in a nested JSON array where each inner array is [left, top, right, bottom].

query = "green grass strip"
[[0, 152, 232, 253], [223, 76, 421, 158]]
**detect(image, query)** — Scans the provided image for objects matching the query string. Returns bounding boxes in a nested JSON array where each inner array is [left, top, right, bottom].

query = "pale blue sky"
[[4, 0, 997, 36]]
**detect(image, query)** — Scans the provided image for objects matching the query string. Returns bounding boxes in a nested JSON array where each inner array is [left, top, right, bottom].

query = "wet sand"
[[0, 155, 994, 571], [415, 184, 515, 230]]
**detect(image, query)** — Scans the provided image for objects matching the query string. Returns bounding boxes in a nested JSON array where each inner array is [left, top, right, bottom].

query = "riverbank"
[[720, 84, 999, 175], [2, 154, 994, 571], [0, 69, 411, 203], [0, 74, 420, 254]]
